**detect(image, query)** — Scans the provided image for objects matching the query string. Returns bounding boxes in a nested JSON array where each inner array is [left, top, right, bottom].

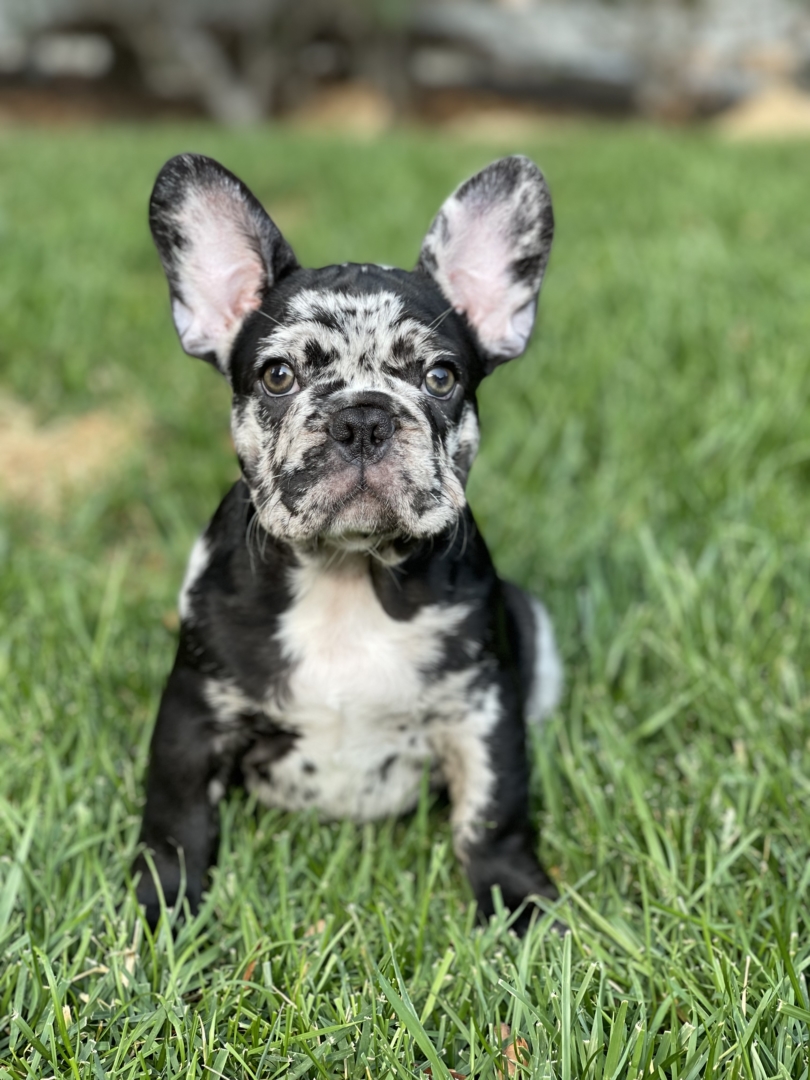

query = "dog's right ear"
[[417, 156, 553, 372], [149, 154, 298, 374]]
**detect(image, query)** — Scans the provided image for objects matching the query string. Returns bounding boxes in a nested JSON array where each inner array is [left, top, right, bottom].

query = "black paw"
[[468, 851, 563, 935], [132, 851, 201, 931]]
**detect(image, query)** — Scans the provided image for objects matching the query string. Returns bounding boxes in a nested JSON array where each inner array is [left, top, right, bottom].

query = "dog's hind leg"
[[430, 583, 564, 934], [433, 686, 560, 936]]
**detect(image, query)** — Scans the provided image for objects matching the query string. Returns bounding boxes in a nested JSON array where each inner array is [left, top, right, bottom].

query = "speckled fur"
[[233, 289, 471, 543], [135, 152, 563, 935]]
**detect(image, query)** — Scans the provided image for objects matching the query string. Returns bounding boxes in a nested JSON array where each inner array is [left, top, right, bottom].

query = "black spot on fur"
[[419, 248, 438, 274], [310, 378, 348, 399], [277, 445, 336, 512], [437, 210, 451, 246], [390, 334, 415, 362], [303, 306, 342, 333], [510, 253, 543, 285], [383, 350, 422, 384], [242, 726, 299, 772], [380, 754, 398, 780], [304, 339, 339, 368], [411, 490, 434, 515]]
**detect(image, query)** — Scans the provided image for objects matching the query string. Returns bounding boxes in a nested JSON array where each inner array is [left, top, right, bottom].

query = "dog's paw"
[[132, 851, 202, 931], [469, 852, 564, 936]]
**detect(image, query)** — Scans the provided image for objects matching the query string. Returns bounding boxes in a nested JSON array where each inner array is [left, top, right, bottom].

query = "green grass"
[[1, 123, 810, 1078]]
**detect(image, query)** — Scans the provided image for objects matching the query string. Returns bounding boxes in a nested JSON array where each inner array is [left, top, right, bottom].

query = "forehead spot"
[[286, 288, 405, 326], [258, 288, 450, 383], [391, 334, 416, 362], [303, 339, 338, 367], [309, 377, 348, 398]]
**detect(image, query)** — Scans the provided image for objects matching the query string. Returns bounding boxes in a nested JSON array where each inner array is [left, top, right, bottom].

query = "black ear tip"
[[459, 154, 551, 209], [497, 154, 549, 187], [151, 154, 194, 213], [152, 153, 223, 196], [149, 154, 234, 242]]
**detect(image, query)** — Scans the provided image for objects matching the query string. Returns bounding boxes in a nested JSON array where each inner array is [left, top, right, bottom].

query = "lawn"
[[1, 123, 810, 1078]]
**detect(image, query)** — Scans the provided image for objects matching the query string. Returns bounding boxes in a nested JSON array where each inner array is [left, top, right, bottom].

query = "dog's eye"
[[424, 366, 456, 398], [261, 362, 297, 396]]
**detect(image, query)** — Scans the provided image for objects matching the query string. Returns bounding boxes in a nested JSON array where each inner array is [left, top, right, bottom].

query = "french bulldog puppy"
[[135, 152, 562, 933]]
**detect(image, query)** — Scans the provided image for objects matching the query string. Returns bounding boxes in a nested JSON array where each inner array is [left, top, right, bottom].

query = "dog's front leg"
[[436, 700, 557, 934], [134, 662, 224, 928]]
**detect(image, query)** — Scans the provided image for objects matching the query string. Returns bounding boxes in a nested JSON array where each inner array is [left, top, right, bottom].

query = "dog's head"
[[150, 153, 553, 549]]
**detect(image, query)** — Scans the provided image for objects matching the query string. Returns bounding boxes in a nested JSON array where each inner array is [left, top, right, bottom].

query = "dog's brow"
[[254, 288, 450, 380]]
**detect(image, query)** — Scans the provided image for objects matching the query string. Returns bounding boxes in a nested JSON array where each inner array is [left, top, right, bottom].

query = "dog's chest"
[[244, 556, 470, 820], [280, 557, 454, 720]]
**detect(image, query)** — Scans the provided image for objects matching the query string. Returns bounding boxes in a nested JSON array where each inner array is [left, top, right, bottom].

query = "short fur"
[[135, 152, 562, 934]]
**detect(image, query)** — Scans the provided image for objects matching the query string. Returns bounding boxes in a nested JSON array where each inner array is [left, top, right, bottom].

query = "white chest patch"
[[243, 554, 476, 821]]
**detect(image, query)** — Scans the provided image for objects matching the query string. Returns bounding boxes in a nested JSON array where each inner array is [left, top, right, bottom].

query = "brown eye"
[[424, 366, 456, 398], [261, 362, 297, 396]]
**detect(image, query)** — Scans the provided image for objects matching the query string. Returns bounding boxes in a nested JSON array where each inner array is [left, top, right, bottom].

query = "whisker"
[[427, 304, 454, 332], [255, 309, 283, 328], [458, 510, 469, 560], [442, 509, 461, 559]]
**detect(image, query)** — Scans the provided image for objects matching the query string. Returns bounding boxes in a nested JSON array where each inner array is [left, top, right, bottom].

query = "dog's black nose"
[[328, 405, 395, 463]]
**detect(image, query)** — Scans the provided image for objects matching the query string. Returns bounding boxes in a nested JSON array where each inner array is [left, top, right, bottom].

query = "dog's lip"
[[334, 529, 376, 539], [320, 527, 402, 554], [327, 526, 398, 540]]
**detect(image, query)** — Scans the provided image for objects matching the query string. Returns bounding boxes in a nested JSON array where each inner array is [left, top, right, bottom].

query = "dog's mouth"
[[321, 477, 401, 538]]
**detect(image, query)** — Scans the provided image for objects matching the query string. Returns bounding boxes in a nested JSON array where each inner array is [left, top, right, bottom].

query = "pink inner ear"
[[173, 188, 266, 362], [435, 198, 535, 360]]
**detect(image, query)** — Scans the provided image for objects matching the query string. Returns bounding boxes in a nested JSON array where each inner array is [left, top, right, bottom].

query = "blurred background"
[[2, 0, 810, 136], [2, 5, 810, 1073]]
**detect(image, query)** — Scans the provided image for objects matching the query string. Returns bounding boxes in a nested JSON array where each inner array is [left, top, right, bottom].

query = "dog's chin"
[[320, 490, 402, 551], [321, 531, 399, 556]]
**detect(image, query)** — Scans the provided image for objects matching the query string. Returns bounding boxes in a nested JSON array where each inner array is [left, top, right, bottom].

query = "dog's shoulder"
[[175, 480, 295, 696], [178, 480, 288, 613]]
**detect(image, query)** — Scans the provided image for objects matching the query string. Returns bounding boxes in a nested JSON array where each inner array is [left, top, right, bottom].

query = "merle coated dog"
[[134, 152, 562, 934]]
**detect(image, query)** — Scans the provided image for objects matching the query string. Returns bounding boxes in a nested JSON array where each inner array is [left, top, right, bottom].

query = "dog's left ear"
[[149, 153, 299, 374], [417, 156, 553, 371]]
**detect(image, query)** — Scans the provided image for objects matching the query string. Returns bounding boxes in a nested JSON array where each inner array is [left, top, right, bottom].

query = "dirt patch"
[[0, 395, 145, 511], [717, 80, 810, 140]]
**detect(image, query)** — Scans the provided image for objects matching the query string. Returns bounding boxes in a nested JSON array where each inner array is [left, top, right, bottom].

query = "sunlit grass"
[[1, 124, 810, 1077]]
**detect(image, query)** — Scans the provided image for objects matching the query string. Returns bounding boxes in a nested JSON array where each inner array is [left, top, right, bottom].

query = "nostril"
[[328, 415, 355, 443], [370, 414, 395, 445]]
